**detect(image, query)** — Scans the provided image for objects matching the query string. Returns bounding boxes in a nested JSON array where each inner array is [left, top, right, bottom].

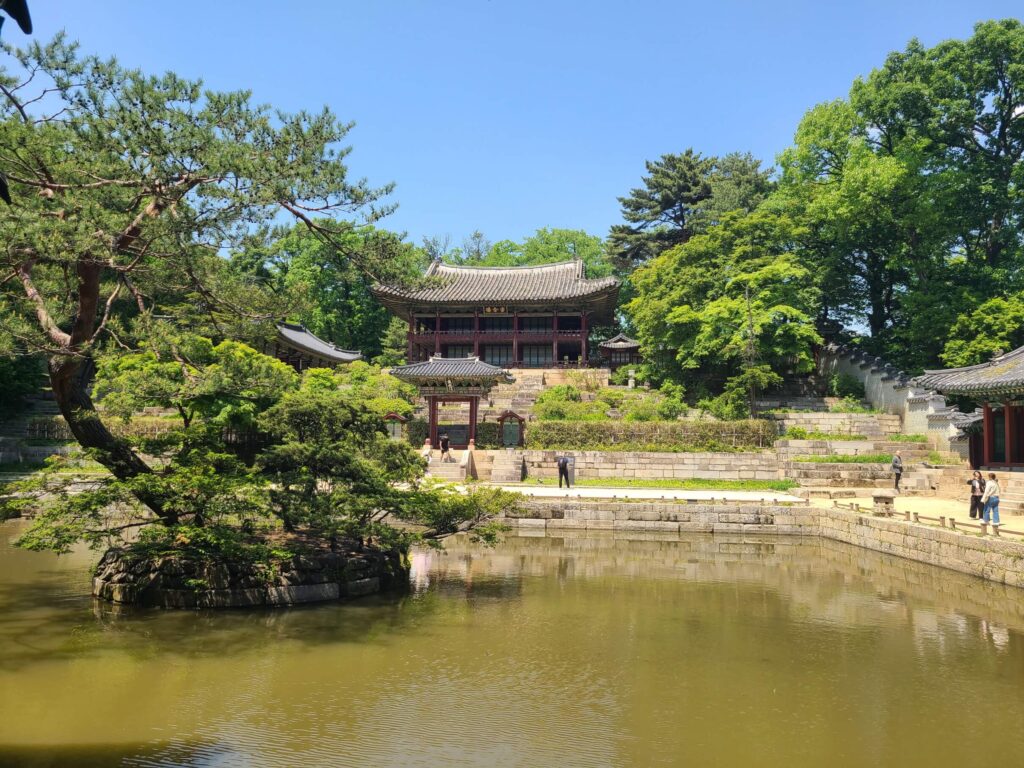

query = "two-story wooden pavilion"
[[918, 346, 1024, 467], [373, 259, 620, 367]]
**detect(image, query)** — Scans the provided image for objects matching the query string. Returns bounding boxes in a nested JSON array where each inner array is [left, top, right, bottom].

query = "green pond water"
[[1, 521, 1024, 767]]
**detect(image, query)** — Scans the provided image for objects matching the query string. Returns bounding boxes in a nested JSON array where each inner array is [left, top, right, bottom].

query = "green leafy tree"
[[627, 208, 821, 408], [0, 37, 409, 521], [941, 294, 1024, 367], [232, 224, 423, 358]]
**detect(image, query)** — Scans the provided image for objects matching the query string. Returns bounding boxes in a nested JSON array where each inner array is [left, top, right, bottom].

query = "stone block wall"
[[504, 499, 1024, 589], [520, 450, 781, 481], [818, 343, 968, 451]]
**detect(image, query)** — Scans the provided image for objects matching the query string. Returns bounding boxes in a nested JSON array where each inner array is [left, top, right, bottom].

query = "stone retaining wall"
[[521, 450, 780, 481], [503, 499, 1024, 589], [92, 547, 407, 608]]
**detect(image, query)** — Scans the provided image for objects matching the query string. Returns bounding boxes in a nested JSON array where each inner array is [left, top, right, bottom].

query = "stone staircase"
[[483, 370, 546, 419], [424, 451, 466, 482]]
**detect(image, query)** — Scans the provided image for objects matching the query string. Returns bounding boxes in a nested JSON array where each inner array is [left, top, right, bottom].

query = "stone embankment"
[[503, 499, 1024, 589], [522, 450, 781, 481], [92, 547, 407, 609]]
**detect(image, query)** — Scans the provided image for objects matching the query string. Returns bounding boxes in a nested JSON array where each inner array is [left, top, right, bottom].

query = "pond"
[[1, 521, 1023, 767]]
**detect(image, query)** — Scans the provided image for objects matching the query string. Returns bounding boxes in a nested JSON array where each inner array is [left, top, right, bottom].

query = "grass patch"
[[781, 428, 868, 440], [526, 476, 797, 492], [887, 434, 928, 443], [796, 453, 893, 464]]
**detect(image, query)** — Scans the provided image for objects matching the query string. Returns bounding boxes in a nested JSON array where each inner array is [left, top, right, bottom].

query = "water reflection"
[[1, 522, 1023, 767]]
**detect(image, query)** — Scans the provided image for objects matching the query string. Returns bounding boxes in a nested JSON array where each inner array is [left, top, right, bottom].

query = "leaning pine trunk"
[[48, 354, 176, 524]]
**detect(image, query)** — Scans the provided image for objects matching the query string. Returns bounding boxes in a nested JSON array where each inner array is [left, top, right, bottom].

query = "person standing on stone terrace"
[[967, 470, 986, 519], [982, 472, 1001, 528], [891, 450, 903, 492], [440, 433, 452, 463], [557, 455, 571, 489]]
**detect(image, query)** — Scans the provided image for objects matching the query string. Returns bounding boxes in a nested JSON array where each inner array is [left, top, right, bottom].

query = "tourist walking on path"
[[440, 433, 452, 463], [557, 456, 571, 489], [982, 472, 1001, 527], [891, 451, 903, 492], [967, 470, 986, 519]]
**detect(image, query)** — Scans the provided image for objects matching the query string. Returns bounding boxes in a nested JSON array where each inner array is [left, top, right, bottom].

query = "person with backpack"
[[967, 470, 986, 519], [891, 450, 903, 492], [557, 455, 571, 488]]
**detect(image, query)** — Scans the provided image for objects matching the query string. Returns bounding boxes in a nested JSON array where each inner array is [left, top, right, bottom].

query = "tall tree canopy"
[[608, 150, 772, 271], [778, 18, 1024, 370]]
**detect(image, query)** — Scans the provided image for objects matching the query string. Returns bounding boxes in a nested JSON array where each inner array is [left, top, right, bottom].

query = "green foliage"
[[828, 396, 876, 414], [406, 418, 429, 447], [231, 223, 424, 359], [94, 339, 298, 430], [781, 427, 868, 441], [533, 385, 607, 421], [941, 294, 1024, 367], [0, 355, 44, 420], [447, 228, 614, 279], [527, 476, 798, 492], [888, 433, 928, 443], [796, 453, 894, 464], [331, 361, 418, 419], [828, 373, 865, 400], [608, 150, 773, 270], [374, 316, 410, 368], [525, 419, 776, 452], [627, 207, 820, 391]]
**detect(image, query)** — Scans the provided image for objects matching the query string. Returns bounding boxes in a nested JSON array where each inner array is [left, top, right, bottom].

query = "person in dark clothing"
[[557, 456, 571, 488], [891, 451, 903, 491], [967, 470, 986, 519], [440, 433, 452, 463]]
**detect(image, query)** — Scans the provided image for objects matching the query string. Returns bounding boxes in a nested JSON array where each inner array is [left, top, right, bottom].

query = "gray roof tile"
[[373, 260, 620, 320], [390, 356, 514, 383], [276, 323, 362, 364], [916, 345, 1024, 397]]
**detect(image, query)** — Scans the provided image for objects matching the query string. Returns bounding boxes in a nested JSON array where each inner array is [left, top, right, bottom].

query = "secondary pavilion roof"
[[390, 355, 514, 385], [372, 259, 620, 321], [276, 322, 362, 365], [916, 345, 1024, 398], [598, 332, 641, 350]]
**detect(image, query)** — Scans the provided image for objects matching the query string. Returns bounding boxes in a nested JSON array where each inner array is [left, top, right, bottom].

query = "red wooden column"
[[1006, 402, 1015, 465], [469, 397, 478, 445], [406, 313, 414, 362], [428, 396, 438, 447], [512, 312, 519, 366], [580, 311, 589, 365], [552, 313, 559, 363], [434, 311, 441, 355], [983, 403, 993, 466], [473, 310, 480, 358]]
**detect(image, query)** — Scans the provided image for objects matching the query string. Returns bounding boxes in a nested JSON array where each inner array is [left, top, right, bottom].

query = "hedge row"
[[523, 419, 777, 452], [405, 419, 504, 449]]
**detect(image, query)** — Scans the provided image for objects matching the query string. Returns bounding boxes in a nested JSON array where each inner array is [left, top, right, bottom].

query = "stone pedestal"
[[872, 491, 896, 517]]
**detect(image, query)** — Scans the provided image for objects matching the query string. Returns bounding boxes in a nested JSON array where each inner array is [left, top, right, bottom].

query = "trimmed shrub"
[[406, 418, 428, 447], [524, 419, 776, 452], [475, 422, 501, 449]]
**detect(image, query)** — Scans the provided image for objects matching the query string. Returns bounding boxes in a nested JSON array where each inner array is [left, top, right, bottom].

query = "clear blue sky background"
[[24, 1, 1024, 247]]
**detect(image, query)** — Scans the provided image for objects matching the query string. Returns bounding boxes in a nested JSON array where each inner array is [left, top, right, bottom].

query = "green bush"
[[781, 427, 868, 441], [623, 398, 659, 422], [828, 373, 866, 399], [406, 418, 428, 447], [784, 426, 808, 440], [524, 419, 776, 452], [474, 421, 501, 449], [536, 384, 582, 403], [888, 433, 928, 443], [596, 389, 625, 409], [828, 395, 875, 413]]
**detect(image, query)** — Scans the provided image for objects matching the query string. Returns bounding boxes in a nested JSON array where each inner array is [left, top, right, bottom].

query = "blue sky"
[[23, 1, 1024, 247]]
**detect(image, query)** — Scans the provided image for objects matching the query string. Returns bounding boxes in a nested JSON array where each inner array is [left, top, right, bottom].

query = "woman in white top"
[[981, 472, 1001, 527]]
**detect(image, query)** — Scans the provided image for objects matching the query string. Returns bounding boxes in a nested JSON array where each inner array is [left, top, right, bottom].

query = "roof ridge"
[[435, 260, 579, 272]]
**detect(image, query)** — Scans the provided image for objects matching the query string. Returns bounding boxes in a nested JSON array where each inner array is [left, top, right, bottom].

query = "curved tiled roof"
[[276, 323, 362, 364], [915, 346, 1024, 397], [599, 332, 640, 350], [373, 260, 620, 320], [390, 356, 514, 384]]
